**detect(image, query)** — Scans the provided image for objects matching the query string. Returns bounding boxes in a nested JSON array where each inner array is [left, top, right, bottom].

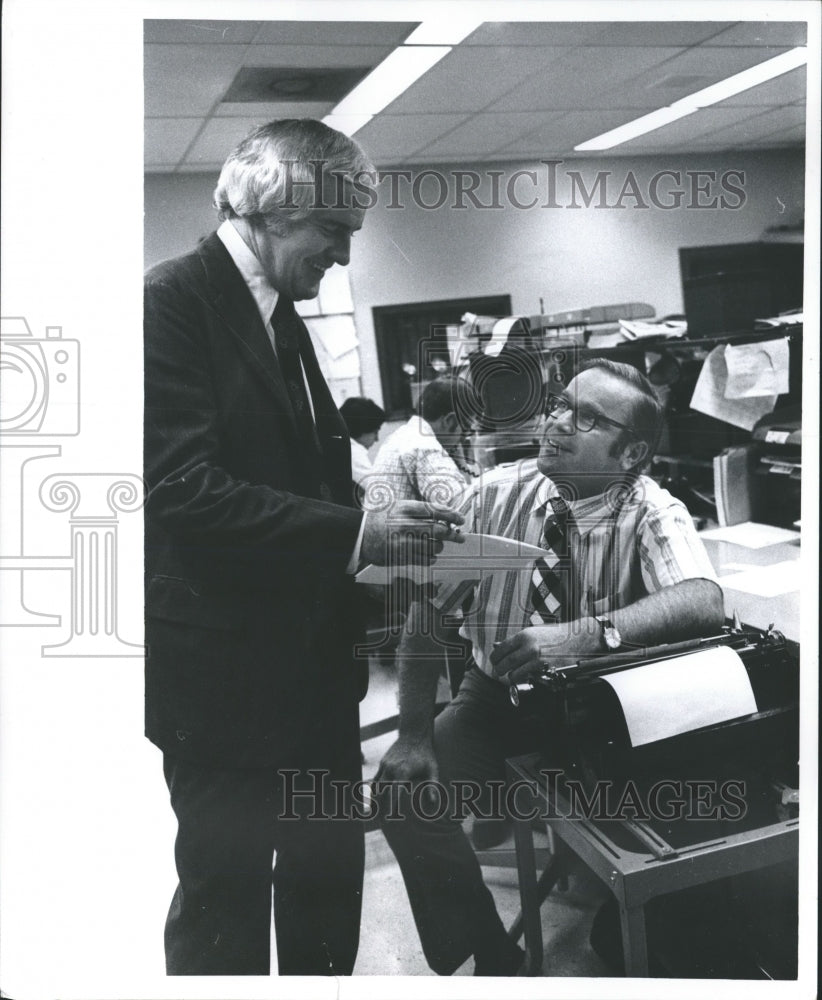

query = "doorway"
[[373, 295, 512, 419]]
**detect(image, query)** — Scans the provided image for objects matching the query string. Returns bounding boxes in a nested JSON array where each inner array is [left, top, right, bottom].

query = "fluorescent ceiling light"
[[323, 20, 482, 136], [575, 106, 699, 151], [575, 46, 808, 151], [675, 47, 808, 109], [327, 45, 450, 119], [322, 113, 374, 137], [403, 22, 483, 46]]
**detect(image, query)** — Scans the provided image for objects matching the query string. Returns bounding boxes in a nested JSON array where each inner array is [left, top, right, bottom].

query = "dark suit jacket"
[[144, 232, 366, 768]]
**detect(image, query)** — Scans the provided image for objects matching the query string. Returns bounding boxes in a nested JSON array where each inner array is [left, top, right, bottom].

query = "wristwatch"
[[596, 616, 622, 651]]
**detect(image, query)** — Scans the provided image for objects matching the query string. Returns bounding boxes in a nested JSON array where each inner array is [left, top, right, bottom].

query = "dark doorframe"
[[372, 295, 512, 419]]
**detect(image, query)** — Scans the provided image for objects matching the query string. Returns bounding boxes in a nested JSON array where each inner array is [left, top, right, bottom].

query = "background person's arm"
[[374, 599, 455, 786]]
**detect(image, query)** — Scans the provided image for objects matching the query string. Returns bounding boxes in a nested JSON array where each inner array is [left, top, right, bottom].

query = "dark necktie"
[[528, 496, 574, 625], [271, 294, 321, 456]]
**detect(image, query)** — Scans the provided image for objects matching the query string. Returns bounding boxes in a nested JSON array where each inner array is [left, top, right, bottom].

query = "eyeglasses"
[[544, 393, 633, 434]]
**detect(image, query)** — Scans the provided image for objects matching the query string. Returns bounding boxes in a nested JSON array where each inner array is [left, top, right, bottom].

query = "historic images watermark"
[[280, 159, 748, 213], [277, 768, 749, 824]]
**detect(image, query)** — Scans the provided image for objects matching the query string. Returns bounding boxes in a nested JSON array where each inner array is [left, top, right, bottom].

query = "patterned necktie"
[[271, 295, 321, 456], [528, 496, 573, 625]]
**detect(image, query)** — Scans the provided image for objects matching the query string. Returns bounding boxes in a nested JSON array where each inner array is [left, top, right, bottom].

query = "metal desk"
[[506, 752, 799, 977]]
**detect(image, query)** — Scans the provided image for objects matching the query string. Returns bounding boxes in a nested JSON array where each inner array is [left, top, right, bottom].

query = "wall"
[[144, 148, 805, 405]]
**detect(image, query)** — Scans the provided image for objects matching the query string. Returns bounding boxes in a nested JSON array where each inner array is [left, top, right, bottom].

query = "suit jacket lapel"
[[195, 233, 300, 440], [195, 232, 353, 504]]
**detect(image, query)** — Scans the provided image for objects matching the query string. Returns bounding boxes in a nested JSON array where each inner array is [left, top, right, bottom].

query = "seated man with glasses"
[[375, 357, 724, 976]]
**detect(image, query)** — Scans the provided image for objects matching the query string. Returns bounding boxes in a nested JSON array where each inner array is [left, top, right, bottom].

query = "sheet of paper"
[[326, 349, 361, 380], [690, 345, 777, 430], [698, 521, 801, 548], [483, 316, 526, 357], [724, 337, 790, 398], [355, 532, 550, 585], [601, 646, 758, 747], [718, 560, 800, 598], [305, 314, 359, 360]]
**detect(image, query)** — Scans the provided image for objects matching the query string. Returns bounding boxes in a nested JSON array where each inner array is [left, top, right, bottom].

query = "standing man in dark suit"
[[144, 119, 463, 977]]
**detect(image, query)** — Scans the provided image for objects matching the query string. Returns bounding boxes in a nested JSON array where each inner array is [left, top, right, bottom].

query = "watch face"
[[603, 627, 621, 650]]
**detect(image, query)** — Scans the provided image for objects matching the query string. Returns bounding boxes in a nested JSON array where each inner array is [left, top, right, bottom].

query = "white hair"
[[213, 119, 374, 223]]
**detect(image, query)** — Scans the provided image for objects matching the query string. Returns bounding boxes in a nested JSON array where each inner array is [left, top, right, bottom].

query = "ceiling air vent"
[[223, 66, 371, 103]]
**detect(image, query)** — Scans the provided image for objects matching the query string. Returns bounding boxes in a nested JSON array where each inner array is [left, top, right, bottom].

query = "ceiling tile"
[[488, 46, 685, 112], [144, 43, 249, 116], [618, 106, 774, 151], [501, 109, 655, 156], [245, 44, 395, 69], [144, 18, 814, 170], [144, 20, 262, 44], [214, 100, 334, 118], [355, 113, 471, 161], [627, 104, 806, 153], [185, 117, 267, 166], [703, 21, 808, 47], [703, 104, 807, 142], [251, 21, 417, 46], [144, 117, 203, 166], [382, 46, 566, 115], [615, 45, 793, 107], [581, 22, 736, 47], [741, 123, 806, 146], [418, 112, 564, 157], [716, 66, 807, 106], [462, 22, 615, 46]]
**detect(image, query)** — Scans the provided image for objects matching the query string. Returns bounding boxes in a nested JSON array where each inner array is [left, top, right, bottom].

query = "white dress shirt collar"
[[217, 218, 279, 327], [533, 474, 632, 535]]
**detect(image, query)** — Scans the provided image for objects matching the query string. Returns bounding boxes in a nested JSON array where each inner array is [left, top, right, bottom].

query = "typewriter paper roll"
[[600, 645, 758, 747]]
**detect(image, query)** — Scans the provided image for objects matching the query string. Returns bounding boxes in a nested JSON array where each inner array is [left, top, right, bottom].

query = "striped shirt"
[[433, 459, 718, 675]]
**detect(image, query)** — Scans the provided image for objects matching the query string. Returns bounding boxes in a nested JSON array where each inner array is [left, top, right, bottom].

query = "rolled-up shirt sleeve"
[[637, 499, 719, 593]]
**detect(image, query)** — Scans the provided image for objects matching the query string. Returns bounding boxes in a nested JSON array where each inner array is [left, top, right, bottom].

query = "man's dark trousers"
[[163, 700, 364, 976]]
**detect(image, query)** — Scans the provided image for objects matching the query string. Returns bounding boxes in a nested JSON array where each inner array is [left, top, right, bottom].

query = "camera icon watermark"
[[0, 317, 80, 436]]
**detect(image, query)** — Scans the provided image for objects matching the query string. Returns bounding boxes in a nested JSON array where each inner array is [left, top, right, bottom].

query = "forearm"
[[587, 578, 726, 650], [395, 600, 448, 739]]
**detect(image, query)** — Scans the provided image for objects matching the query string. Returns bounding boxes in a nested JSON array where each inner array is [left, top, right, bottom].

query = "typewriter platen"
[[510, 622, 799, 835]]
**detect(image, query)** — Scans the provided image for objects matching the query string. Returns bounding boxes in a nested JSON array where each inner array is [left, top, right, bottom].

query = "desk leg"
[[512, 812, 544, 975], [618, 903, 648, 977]]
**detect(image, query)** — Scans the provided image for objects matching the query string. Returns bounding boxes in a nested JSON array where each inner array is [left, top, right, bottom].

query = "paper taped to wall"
[[690, 344, 778, 430], [600, 645, 758, 747], [724, 337, 790, 399]]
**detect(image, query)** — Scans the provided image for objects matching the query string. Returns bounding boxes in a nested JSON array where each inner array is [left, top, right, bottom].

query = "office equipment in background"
[[679, 241, 803, 337], [750, 408, 802, 528], [713, 445, 755, 526]]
